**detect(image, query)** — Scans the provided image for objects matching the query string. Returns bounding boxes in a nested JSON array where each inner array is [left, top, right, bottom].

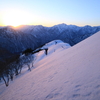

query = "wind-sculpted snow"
[[0, 24, 100, 59], [0, 31, 100, 100]]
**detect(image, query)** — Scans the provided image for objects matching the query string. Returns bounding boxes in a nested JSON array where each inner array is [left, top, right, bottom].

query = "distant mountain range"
[[0, 23, 100, 59]]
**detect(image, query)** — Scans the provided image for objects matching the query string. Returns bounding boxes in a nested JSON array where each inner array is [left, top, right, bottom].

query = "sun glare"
[[2, 9, 34, 27]]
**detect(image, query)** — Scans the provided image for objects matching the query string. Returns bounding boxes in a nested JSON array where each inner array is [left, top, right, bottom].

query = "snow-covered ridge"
[[0, 31, 100, 100], [42, 40, 71, 49], [34, 40, 71, 63]]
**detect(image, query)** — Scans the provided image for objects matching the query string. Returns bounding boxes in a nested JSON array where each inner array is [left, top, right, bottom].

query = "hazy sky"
[[0, 0, 100, 26]]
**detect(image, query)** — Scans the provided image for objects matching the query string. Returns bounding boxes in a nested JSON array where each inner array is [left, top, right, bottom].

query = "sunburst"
[[2, 9, 33, 27]]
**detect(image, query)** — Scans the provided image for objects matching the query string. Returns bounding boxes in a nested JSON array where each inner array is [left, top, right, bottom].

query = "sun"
[[2, 9, 33, 27]]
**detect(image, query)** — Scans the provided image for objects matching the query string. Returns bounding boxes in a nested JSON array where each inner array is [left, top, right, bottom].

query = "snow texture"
[[0, 31, 100, 100]]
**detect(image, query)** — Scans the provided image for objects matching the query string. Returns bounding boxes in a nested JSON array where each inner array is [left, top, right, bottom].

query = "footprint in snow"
[[95, 85, 100, 88], [75, 85, 81, 88], [72, 94, 80, 97], [74, 85, 81, 92], [45, 93, 60, 100], [83, 92, 92, 97]]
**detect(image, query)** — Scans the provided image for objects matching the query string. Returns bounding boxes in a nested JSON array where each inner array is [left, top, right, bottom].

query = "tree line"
[[0, 48, 34, 86], [0, 48, 48, 86]]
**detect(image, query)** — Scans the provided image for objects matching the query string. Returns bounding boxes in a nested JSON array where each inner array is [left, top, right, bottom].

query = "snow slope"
[[0, 32, 100, 100]]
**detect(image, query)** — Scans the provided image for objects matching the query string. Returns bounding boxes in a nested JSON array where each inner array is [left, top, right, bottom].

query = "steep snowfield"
[[0, 32, 100, 100]]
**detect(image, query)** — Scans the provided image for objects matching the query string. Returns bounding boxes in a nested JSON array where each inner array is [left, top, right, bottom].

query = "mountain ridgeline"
[[0, 24, 100, 55]]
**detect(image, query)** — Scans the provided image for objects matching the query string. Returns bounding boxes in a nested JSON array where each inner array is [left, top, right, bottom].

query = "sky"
[[0, 0, 100, 27]]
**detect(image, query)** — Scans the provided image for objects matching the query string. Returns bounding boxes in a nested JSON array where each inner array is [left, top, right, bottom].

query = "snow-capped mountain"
[[0, 31, 100, 100], [0, 24, 100, 58], [0, 26, 38, 53]]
